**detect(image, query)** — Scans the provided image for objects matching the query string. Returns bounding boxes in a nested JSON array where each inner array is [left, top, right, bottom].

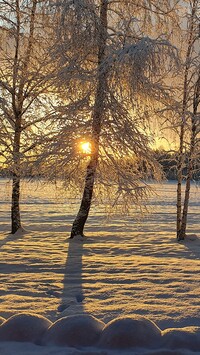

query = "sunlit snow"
[[0, 179, 199, 354]]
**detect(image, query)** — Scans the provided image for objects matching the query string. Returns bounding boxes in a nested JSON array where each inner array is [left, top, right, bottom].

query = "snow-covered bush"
[[99, 316, 161, 349], [42, 314, 105, 347], [0, 313, 52, 343]]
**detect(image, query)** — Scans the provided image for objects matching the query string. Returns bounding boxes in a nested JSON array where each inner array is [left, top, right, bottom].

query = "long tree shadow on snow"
[[180, 234, 200, 260], [0, 231, 25, 249], [58, 237, 85, 316]]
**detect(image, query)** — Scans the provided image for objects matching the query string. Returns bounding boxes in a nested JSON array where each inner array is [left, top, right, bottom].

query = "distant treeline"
[[154, 150, 200, 181], [1, 150, 200, 181]]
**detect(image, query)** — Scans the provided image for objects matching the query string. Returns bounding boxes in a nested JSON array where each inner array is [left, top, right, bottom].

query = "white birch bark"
[[179, 73, 200, 239], [177, 0, 199, 241], [0, 0, 60, 233]]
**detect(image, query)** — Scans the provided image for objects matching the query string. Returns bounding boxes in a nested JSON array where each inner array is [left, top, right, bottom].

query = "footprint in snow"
[[76, 293, 84, 303], [46, 289, 60, 298], [57, 295, 84, 313]]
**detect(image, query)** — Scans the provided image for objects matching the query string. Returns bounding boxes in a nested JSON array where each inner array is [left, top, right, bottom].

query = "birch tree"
[[176, 0, 200, 240], [179, 71, 200, 239], [0, 0, 59, 233], [55, 0, 179, 238]]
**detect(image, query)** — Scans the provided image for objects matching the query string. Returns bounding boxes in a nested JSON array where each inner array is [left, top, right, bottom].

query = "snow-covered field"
[[0, 178, 200, 354]]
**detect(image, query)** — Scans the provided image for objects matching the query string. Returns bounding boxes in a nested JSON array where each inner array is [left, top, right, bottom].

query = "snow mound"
[[161, 326, 200, 351], [2, 313, 200, 353], [99, 316, 161, 349], [42, 314, 105, 347], [0, 313, 52, 343], [0, 317, 5, 325]]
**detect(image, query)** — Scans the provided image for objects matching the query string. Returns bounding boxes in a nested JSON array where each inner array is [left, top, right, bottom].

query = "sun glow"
[[80, 141, 92, 155]]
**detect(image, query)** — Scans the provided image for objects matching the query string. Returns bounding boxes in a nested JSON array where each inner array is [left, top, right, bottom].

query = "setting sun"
[[80, 141, 92, 155]]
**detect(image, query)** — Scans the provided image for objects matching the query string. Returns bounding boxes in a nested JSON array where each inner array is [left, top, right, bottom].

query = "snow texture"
[[0, 179, 200, 354], [42, 314, 105, 347]]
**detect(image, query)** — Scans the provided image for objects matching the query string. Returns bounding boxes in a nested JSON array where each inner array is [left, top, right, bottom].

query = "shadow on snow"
[[58, 238, 85, 316]]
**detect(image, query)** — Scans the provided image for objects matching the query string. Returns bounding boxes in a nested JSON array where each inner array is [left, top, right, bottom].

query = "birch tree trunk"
[[70, 0, 108, 238], [176, 0, 197, 241], [11, 0, 22, 234], [179, 74, 200, 239], [176, 83, 187, 240], [10, 0, 37, 233], [11, 121, 22, 234]]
